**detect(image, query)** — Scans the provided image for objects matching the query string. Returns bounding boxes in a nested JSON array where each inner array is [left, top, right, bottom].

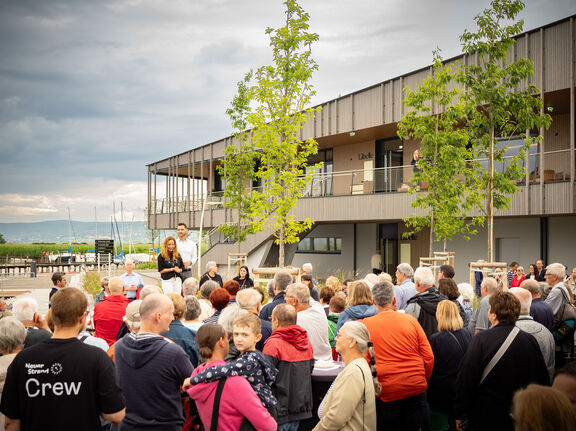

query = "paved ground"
[[0, 270, 161, 315]]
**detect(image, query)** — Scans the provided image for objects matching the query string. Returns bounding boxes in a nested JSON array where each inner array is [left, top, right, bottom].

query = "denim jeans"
[[277, 421, 300, 431]]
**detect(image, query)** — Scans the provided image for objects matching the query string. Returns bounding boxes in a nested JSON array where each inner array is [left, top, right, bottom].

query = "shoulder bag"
[[480, 327, 520, 384], [211, 378, 257, 431]]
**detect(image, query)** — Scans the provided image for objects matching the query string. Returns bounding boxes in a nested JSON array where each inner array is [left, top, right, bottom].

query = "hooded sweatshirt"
[[187, 360, 277, 431], [114, 332, 194, 431], [263, 324, 315, 424], [336, 304, 378, 332]]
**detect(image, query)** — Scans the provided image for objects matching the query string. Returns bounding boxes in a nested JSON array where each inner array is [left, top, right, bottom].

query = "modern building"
[[147, 15, 576, 281]]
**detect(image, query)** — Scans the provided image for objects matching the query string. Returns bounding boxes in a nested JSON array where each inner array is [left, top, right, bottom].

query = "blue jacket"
[[260, 291, 286, 322], [336, 304, 377, 332], [162, 320, 201, 367]]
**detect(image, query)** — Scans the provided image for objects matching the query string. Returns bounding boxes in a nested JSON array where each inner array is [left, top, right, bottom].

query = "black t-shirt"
[[23, 327, 52, 349], [0, 338, 125, 431], [48, 287, 59, 308]]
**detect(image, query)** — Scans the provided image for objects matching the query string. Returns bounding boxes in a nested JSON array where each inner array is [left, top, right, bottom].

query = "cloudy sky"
[[1, 0, 574, 223]]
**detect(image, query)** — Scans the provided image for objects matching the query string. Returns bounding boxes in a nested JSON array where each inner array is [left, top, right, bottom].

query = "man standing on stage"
[[176, 223, 197, 282]]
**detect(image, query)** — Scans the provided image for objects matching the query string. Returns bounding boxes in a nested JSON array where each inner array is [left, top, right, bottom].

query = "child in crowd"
[[189, 313, 278, 409], [327, 295, 346, 348]]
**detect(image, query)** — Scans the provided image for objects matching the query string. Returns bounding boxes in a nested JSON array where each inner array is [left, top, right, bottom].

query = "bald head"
[[109, 277, 125, 294], [140, 294, 172, 319], [272, 304, 297, 329], [520, 279, 542, 298], [509, 287, 532, 314], [138, 294, 174, 334]]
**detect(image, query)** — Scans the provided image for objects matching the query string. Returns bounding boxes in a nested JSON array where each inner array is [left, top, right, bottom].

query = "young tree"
[[457, 0, 551, 262], [398, 51, 483, 256], [218, 74, 264, 252], [223, 0, 320, 266], [0, 233, 6, 244]]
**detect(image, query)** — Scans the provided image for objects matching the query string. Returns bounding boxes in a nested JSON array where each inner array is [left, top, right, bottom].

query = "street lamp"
[[197, 195, 221, 279]]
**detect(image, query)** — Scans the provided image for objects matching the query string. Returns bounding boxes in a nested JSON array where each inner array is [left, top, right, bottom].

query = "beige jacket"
[[313, 357, 376, 431]]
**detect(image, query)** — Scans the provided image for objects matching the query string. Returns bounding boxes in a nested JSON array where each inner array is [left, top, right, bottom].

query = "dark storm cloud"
[[0, 0, 574, 222]]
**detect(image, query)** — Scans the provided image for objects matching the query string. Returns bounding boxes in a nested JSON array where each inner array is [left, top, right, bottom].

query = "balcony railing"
[[150, 149, 574, 214]]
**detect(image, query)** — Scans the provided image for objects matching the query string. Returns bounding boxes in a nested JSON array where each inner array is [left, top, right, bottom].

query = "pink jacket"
[[187, 360, 276, 431]]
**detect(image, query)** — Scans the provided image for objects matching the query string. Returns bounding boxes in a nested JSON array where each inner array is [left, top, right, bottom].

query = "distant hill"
[[0, 220, 154, 244]]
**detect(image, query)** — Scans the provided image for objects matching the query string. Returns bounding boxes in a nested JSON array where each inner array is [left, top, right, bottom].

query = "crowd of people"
[[1, 225, 576, 431]]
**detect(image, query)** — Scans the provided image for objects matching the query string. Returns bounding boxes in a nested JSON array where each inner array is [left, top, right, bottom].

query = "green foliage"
[[223, 0, 320, 266], [82, 271, 102, 298], [456, 0, 551, 260], [0, 243, 152, 258], [134, 262, 158, 270], [0, 233, 5, 244], [398, 50, 484, 254]]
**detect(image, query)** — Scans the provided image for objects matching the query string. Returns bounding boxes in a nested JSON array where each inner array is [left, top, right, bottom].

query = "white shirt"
[[176, 237, 197, 268], [297, 306, 332, 361]]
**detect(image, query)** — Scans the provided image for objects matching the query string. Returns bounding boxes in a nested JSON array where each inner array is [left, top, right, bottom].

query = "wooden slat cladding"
[[544, 21, 571, 92], [148, 17, 573, 168], [354, 87, 382, 130]]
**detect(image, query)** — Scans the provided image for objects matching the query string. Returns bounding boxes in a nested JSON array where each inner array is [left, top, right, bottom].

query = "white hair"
[[481, 277, 498, 293], [13, 296, 39, 321], [236, 288, 262, 310], [414, 267, 434, 288], [457, 283, 475, 303], [206, 261, 217, 272], [182, 277, 199, 296], [139, 285, 161, 300], [302, 263, 313, 273], [287, 283, 310, 304], [124, 300, 142, 331], [340, 321, 370, 355], [217, 303, 245, 335], [125, 259, 134, 266], [546, 263, 566, 280], [509, 287, 532, 314], [396, 263, 414, 278], [0, 317, 26, 353]]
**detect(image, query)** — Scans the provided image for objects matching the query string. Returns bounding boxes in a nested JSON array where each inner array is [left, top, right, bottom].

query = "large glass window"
[[296, 236, 341, 254], [304, 149, 333, 197], [375, 138, 404, 193], [476, 136, 538, 176]]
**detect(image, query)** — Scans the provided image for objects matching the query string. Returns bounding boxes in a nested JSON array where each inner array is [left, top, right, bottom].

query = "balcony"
[[148, 149, 576, 229]]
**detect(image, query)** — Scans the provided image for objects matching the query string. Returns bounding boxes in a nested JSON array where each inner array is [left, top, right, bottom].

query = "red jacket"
[[94, 295, 131, 346], [510, 275, 526, 288], [263, 325, 314, 424]]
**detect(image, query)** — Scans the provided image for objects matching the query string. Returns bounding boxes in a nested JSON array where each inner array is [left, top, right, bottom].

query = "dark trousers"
[[376, 393, 426, 431]]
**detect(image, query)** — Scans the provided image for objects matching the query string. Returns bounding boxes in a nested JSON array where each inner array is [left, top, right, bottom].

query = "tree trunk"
[[237, 206, 241, 254], [429, 102, 439, 257], [488, 125, 495, 262], [278, 223, 285, 268]]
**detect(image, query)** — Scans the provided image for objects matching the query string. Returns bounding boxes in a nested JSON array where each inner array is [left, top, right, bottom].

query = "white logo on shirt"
[[25, 378, 82, 397], [50, 363, 63, 375]]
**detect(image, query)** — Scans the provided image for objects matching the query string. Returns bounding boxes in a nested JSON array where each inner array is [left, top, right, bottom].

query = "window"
[[476, 135, 539, 175], [296, 237, 342, 254]]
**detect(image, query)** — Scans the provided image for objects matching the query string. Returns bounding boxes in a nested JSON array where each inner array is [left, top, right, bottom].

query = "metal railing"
[[149, 149, 574, 214]]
